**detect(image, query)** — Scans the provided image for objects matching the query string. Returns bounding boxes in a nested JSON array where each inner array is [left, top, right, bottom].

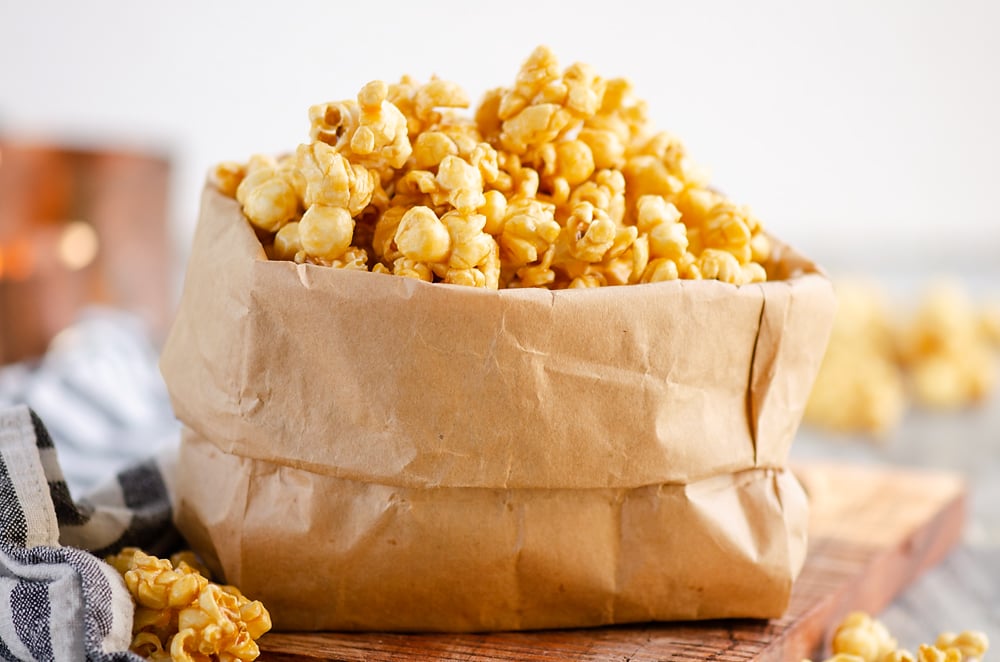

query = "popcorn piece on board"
[[106, 547, 272, 662], [805, 611, 988, 662]]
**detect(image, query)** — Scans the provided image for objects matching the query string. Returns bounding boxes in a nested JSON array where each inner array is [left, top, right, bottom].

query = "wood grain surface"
[[257, 463, 966, 661]]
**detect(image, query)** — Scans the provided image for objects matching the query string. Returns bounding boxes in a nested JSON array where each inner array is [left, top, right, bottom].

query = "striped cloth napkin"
[[0, 405, 178, 661]]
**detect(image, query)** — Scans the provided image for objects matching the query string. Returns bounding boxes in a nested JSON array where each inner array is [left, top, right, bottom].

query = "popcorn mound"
[[213, 45, 772, 290]]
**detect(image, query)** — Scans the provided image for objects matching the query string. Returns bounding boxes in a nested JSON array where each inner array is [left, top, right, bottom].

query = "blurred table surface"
[[792, 383, 1000, 651]]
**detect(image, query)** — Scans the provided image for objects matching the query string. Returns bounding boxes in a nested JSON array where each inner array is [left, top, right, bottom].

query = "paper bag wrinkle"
[[745, 283, 768, 465], [782, 471, 809, 581], [766, 284, 795, 446], [175, 430, 255, 587], [235, 333, 266, 419], [735, 470, 785, 567], [610, 487, 626, 624], [685, 473, 759, 565], [501, 448, 515, 489], [294, 262, 314, 289], [752, 276, 836, 466], [484, 309, 507, 374], [509, 497, 527, 628]]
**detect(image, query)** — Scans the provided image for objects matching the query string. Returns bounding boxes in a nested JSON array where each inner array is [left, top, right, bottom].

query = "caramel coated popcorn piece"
[[395, 206, 451, 263], [299, 204, 355, 262], [636, 195, 686, 260], [498, 197, 559, 267], [915, 645, 962, 662], [235, 158, 299, 233], [435, 154, 485, 211], [412, 131, 459, 169], [210, 161, 246, 198], [565, 202, 616, 263], [440, 209, 496, 272], [936, 631, 990, 661], [271, 222, 303, 261], [353, 80, 412, 169], [216, 46, 776, 290], [295, 142, 375, 216], [414, 79, 470, 124], [697, 249, 743, 285], [831, 612, 898, 662]]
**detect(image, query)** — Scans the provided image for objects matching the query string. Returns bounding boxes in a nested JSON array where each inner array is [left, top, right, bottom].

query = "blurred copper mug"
[[0, 140, 171, 364]]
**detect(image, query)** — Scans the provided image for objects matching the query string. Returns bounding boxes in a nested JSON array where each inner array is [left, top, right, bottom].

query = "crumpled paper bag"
[[161, 184, 836, 631]]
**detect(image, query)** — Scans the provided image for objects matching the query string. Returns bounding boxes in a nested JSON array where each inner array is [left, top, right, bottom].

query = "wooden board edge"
[[762, 481, 968, 661]]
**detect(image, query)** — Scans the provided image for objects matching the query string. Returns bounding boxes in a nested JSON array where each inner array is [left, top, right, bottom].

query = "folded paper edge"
[[174, 429, 808, 631]]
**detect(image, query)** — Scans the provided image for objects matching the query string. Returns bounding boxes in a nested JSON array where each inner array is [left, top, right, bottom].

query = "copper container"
[[0, 140, 171, 364]]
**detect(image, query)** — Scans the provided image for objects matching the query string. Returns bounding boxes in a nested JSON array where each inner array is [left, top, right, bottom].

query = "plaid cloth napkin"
[[0, 404, 179, 661]]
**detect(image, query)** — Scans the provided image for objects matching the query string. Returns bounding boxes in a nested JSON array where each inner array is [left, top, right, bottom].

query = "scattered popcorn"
[[830, 611, 899, 662], [981, 303, 1000, 347], [213, 46, 776, 290], [804, 282, 907, 438], [804, 611, 988, 662], [897, 282, 996, 410], [804, 280, 1000, 437], [936, 632, 990, 661], [106, 548, 271, 662]]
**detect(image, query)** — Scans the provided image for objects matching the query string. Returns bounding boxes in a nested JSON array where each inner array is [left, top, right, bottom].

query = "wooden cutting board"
[[258, 463, 966, 661]]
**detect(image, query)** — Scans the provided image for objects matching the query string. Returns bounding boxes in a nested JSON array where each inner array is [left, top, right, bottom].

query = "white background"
[[2, 0, 998, 276]]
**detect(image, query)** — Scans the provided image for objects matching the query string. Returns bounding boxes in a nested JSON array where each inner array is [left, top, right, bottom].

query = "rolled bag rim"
[[159, 185, 837, 491]]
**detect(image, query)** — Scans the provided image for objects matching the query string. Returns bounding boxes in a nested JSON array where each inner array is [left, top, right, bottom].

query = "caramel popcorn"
[[915, 645, 963, 662], [805, 280, 1000, 438], [395, 206, 451, 263], [830, 612, 899, 662], [213, 46, 776, 290], [210, 162, 246, 199], [804, 282, 907, 438], [981, 303, 1000, 347], [897, 282, 997, 410], [234, 156, 299, 233], [298, 204, 356, 262], [295, 142, 375, 216], [106, 548, 271, 662], [936, 632, 990, 661], [805, 611, 989, 662]]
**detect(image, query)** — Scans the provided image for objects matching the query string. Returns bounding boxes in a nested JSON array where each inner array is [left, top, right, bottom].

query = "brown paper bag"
[[161, 184, 836, 631]]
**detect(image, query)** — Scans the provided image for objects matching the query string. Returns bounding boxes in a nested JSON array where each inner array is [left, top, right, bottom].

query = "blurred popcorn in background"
[[804, 279, 1000, 440], [898, 282, 998, 410]]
